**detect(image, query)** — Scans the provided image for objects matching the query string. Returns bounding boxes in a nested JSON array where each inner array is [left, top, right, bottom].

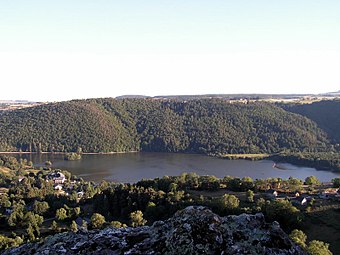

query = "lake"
[[10, 152, 340, 183]]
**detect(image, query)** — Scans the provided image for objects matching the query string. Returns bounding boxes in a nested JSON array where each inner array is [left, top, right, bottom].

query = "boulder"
[[3, 206, 306, 255]]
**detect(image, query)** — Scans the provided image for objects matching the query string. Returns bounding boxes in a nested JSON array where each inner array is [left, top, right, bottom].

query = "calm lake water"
[[9, 152, 340, 183]]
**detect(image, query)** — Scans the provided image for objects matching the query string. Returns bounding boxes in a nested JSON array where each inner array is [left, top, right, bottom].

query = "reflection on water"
[[8, 152, 340, 183]]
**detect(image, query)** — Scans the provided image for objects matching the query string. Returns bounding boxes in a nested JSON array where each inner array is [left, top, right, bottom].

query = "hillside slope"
[[283, 100, 340, 145], [0, 98, 330, 154], [0, 100, 138, 153]]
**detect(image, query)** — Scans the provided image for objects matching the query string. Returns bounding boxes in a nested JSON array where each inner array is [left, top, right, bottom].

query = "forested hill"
[[0, 98, 330, 154], [282, 100, 340, 145]]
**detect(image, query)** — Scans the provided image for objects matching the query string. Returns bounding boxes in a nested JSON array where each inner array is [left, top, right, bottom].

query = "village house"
[[77, 191, 84, 198], [47, 172, 66, 184], [291, 196, 308, 206], [265, 189, 278, 199], [54, 184, 63, 191], [319, 188, 339, 199], [293, 191, 301, 197]]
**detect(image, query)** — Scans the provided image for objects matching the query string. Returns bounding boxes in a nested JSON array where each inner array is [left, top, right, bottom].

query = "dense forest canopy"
[[283, 100, 340, 145], [0, 98, 331, 154]]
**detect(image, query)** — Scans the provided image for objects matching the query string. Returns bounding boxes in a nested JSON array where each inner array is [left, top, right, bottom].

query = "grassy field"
[[218, 153, 270, 160]]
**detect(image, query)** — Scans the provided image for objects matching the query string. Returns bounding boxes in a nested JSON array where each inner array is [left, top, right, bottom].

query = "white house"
[[292, 196, 308, 206], [54, 184, 63, 191], [266, 189, 278, 199], [48, 172, 66, 184]]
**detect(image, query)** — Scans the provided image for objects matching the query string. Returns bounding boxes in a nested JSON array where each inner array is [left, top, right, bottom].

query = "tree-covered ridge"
[[282, 100, 340, 146], [0, 98, 330, 153], [0, 100, 139, 153]]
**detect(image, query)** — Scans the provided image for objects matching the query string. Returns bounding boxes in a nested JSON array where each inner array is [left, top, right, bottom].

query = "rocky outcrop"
[[3, 206, 306, 255]]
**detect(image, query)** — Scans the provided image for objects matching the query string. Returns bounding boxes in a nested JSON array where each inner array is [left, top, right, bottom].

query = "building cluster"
[[45, 171, 85, 199], [264, 185, 340, 208], [265, 189, 309, 206]]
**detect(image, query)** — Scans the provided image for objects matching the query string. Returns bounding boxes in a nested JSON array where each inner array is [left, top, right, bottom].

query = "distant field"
[[220, 153, 269, 157], [0, 102, 46, 111], [218, 154, 270, 160]]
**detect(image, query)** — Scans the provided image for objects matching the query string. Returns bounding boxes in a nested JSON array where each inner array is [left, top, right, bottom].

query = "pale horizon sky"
[[1, 1, 339, 101]]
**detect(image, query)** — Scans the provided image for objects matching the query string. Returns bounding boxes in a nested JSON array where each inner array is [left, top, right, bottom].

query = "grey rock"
[[2, 206, 306, 255]]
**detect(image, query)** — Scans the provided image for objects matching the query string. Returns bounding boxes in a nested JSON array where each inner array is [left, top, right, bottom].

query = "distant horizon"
[[1, 90, 339, 103], [2, 85, 339, 102]]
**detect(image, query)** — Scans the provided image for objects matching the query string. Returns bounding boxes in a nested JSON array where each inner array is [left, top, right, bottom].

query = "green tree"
[[130, 210, 147, 227], [246, 190, 254, 203], [220, 194, 240, 210], [70, 221, 78, 232], [307, 240, 332, 255], [91, 213, 106, 229], [0, 235, 13, 250], [81, 220, 88, 229], [45, 161, 52, 166], [50, 220, 58, 232], [289, 229, 307, 249], [73, 207, 81, 218], [7, 200, 25, 227], [263, 200, 301, 229], [241, 177, 254, 191], [33, 201, 50, 215], [23, 212, 43, 237], [56, 208, 68, 221], [287, 177, 303, 191], [212, 193, 240, 214], [110, 221, 127, 228], [332, 178, 340, 188], [0, 234, 23, 250], [65, 152, 82, 161], [255, 197, 266, 209], [26, 224, 35, 241], [0, 195, 11, 208], [169, 182, 178, 192], [305, 176, 321, 186]]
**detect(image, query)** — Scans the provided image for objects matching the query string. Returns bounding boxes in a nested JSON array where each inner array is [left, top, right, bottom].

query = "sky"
[[1, 0, 340, 101]]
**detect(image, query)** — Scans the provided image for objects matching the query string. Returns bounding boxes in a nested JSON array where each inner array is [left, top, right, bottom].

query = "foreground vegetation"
[[0, 155, 338, 254]]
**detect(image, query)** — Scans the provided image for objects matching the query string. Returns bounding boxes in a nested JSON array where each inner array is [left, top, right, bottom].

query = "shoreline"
[[272, 163, 289, 170], [1, 151, 339, 172], [0, 151, 140, 155]]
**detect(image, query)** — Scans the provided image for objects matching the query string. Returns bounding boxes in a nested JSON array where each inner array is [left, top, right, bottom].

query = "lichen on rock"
[[3, 206, 306, 255]]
